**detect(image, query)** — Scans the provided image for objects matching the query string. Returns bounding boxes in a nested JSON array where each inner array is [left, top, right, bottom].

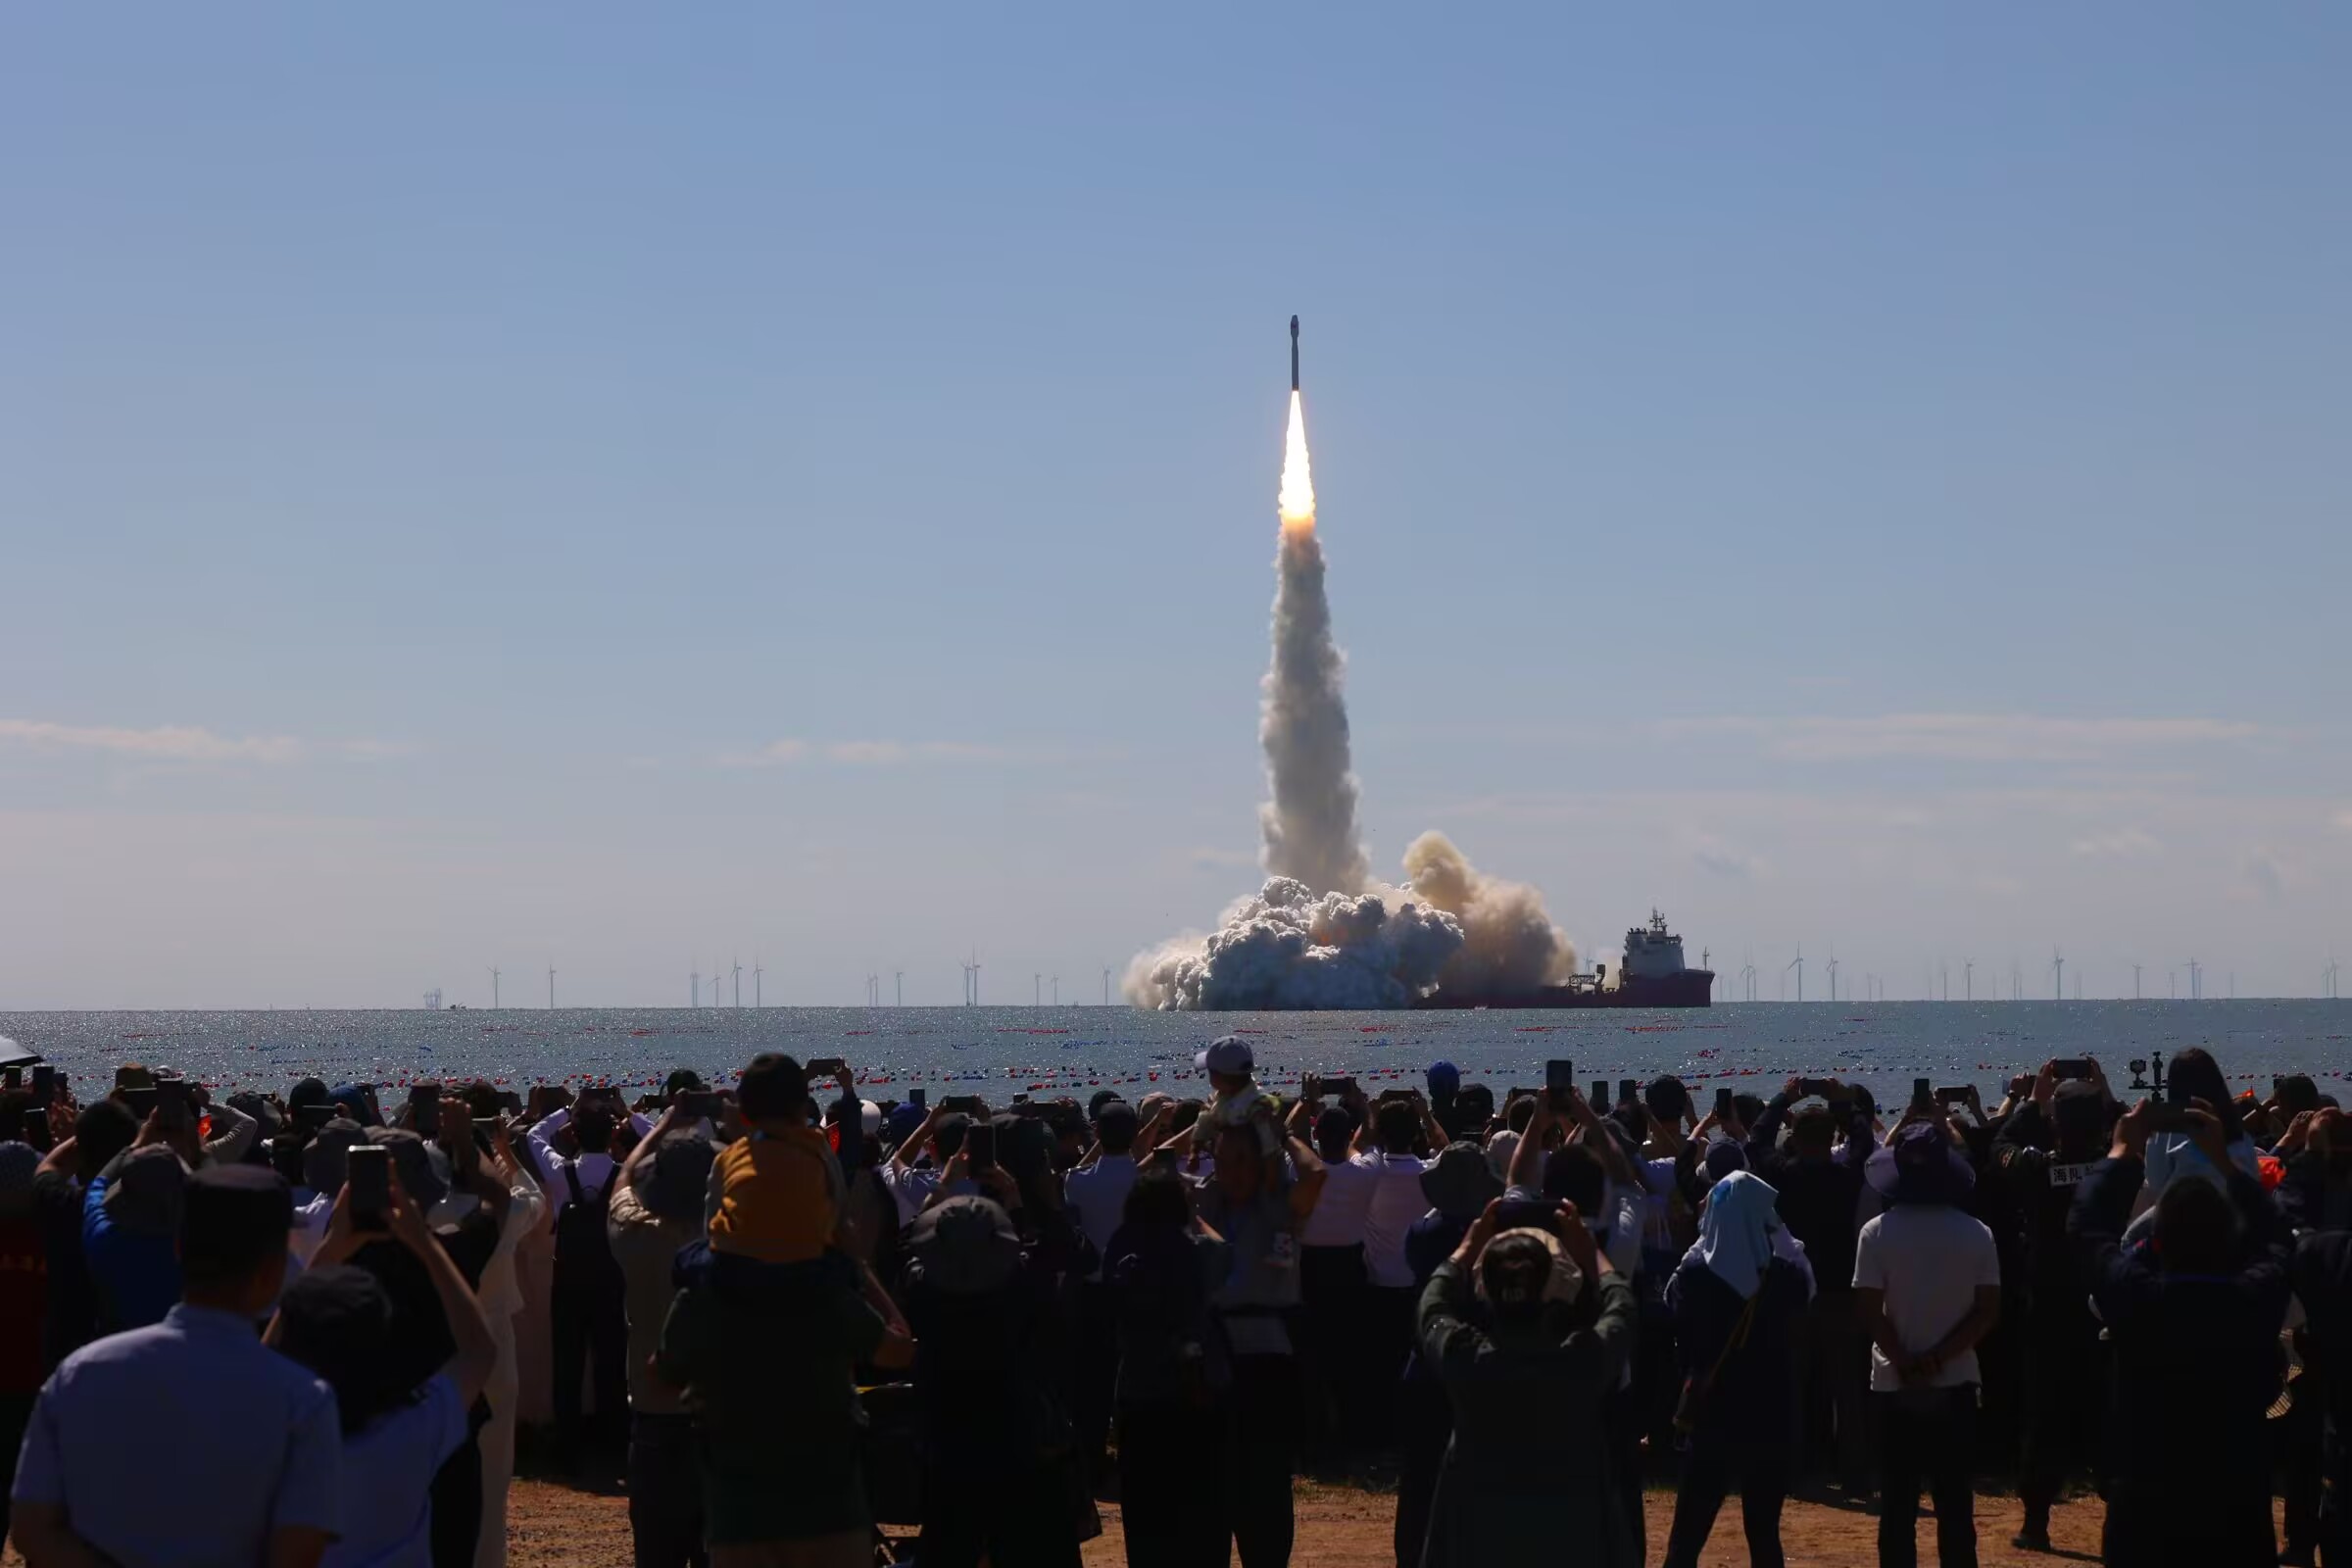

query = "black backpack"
[[553, 1162, 622, 1297]]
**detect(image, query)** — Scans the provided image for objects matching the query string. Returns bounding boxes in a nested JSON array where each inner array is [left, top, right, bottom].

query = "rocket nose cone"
[[1290, 315, 1298, 334]]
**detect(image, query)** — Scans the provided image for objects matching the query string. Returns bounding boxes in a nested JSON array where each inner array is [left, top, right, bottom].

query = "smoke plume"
[[1259, 516, 1372, 896], [1125, 388, 1579, 1010]]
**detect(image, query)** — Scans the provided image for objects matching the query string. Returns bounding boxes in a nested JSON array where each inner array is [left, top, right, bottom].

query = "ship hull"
[[1410, 970, 1716, 1010]]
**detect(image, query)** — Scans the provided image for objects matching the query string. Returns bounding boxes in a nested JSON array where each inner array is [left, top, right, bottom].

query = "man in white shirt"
[[526, 1098, 619, 1221], [1287, 1085, 1380, 1454], [1354, 1092, 1448, 1441], [1853, 1118, 2002, 1568], [1066, 1099, 1147, 1488], [881, 1103, 971, 1228]]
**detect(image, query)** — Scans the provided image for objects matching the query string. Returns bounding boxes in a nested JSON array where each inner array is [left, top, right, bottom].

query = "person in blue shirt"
[[14, 1163, 341, 1568], [81, 1141, 186, 1334]]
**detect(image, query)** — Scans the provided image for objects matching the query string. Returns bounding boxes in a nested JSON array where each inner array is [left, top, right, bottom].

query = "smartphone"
[[944, 1096, 986, 1117], [295, 1103, 337, 1132], [440, 1106, 475, 1156], [1714, 1087, 1735, 1117], [962, 1121, 998, 1170], [1911, 1078, 1934, 1109], [1936, 1086, 1974, 1104], [1011, 1093, 1031, 1105], [1545, 1059, 1576, 1098], [154, 1079, 195, 1119], [346, 1144, 392, 1231], [408, 1083, 442, 1136], [1324, 1076, 1358, 1099], [122, 1085, 160, 1118], [679, 1090, 723, 1120], [1590, 1080, 1609, 1110], [2050, 1059, 2094, 1081], [907, 1088, 926, 1110], [30, 1065, 55, 1105], [805, 1058, 847, 1079], [1011, 1102, 1050, 1119], [1797, 1078, 1839, 1101], [1377, 1088, 1417, 1105], [1616, 1079, 1640, 1107], [2145, 1103, 2201, 1133], [2, 1068, 18, 1092]]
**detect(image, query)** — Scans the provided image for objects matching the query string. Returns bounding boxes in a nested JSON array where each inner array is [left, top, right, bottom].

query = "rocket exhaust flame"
[[1126, 318, 1578, 1010], [1278, 390, 1316, 529]]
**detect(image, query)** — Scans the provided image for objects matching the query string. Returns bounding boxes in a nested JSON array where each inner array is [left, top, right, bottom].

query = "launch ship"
[[1412, 909, 1716, 1009]]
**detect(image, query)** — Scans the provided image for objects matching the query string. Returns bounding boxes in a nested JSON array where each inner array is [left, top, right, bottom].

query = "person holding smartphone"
[[1195, 1098, 1329, 1565], [269, 1176, 500, 1568], [2069, 1098, 2293, 1568], [1416, 1197, 1640, 1567]]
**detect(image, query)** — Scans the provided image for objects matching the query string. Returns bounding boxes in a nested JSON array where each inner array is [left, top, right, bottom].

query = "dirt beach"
[[496, 1474, 2250, 1566]]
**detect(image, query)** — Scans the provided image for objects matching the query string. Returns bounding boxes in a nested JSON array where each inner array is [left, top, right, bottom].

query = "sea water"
[[2, 1001, 2345, 1108]]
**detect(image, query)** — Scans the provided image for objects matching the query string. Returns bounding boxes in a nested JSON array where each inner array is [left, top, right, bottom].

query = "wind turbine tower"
[[1826, 955, 1838, 1003], [1964, 959, 1974, 1002], [489, 967, 501, 1009], [1787, 947, 1804, 1004], [895, 970, 905, 1007], [547, 965, 557, 1009], [754, 960, 763, 1008], [2130, 961, 2142, 1001], [2052, 948, 2064, 1002]]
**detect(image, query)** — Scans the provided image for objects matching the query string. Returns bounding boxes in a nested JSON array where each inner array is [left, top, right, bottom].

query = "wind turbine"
[[1034, 973, 1043, 1008], [547, 964, 557, 1009], [690, 965, 700, 1008], [2129, 961, 2141, 1001], [894, 970, 905, 1007], [2327, 956, 2341, 1000], [1787, 947, 1804, 1004], [1740, 949, 1757, 1002], [2052, 947, 2064, 1002], [1964, 959, 1974, 1003], [732, 959, 742, 1008], [489, 967, 501, 1009], [1052, 975, 1060, 1006], [1826, 955, 1839, 1003], [1103, 966, 1112, 1005]]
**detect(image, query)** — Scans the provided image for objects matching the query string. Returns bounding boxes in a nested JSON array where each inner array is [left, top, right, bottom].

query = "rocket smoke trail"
[[1258, 390, 1371, 897], [1126, 321, 1579, 1010]]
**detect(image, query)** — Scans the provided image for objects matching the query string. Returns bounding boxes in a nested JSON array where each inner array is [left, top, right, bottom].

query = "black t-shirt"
[[32, 1169, 93, 1373]]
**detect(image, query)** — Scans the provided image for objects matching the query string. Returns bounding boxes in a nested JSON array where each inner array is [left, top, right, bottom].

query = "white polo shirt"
[[1358, 1152, 1437, 1288], [1298, 1153, 1378, 1250]]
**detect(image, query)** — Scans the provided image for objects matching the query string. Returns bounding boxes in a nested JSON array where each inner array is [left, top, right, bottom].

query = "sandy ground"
[[497, 1474, 2270, 1566]]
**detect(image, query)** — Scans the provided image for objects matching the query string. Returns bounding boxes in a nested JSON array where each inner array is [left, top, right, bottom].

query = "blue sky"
[[4, 7, 2346, 1006]]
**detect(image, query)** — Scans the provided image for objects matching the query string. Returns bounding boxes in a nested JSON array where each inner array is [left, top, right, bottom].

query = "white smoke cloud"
[[1126, 838, 1579, 1011], [1124, 876, 1465, 1010], [1257, 523, 1371, 897]]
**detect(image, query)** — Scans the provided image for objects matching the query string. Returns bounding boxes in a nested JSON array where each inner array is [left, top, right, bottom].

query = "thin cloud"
[[721, 738, 1007, 768], [0, 718, 305, 765], [1688, 834, 1762, 880], [1663, 713, 2257, 763], [2236, 848, 2289, 903], [2069, 827, 2161, 858]]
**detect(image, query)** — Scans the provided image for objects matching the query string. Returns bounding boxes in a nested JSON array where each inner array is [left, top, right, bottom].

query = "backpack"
[[553, 1162, 622, 1297]]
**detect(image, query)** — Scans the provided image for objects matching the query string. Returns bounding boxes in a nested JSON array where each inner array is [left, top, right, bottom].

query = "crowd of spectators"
[[0, 1038, 2343, 1567]]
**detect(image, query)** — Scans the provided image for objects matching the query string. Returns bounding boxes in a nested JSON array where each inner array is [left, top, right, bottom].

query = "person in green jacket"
[[1412, 1196, 1640, 1568]]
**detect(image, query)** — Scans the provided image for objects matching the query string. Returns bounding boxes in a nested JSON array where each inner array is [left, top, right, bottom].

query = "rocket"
[[1290, 315, 1300, 391]]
